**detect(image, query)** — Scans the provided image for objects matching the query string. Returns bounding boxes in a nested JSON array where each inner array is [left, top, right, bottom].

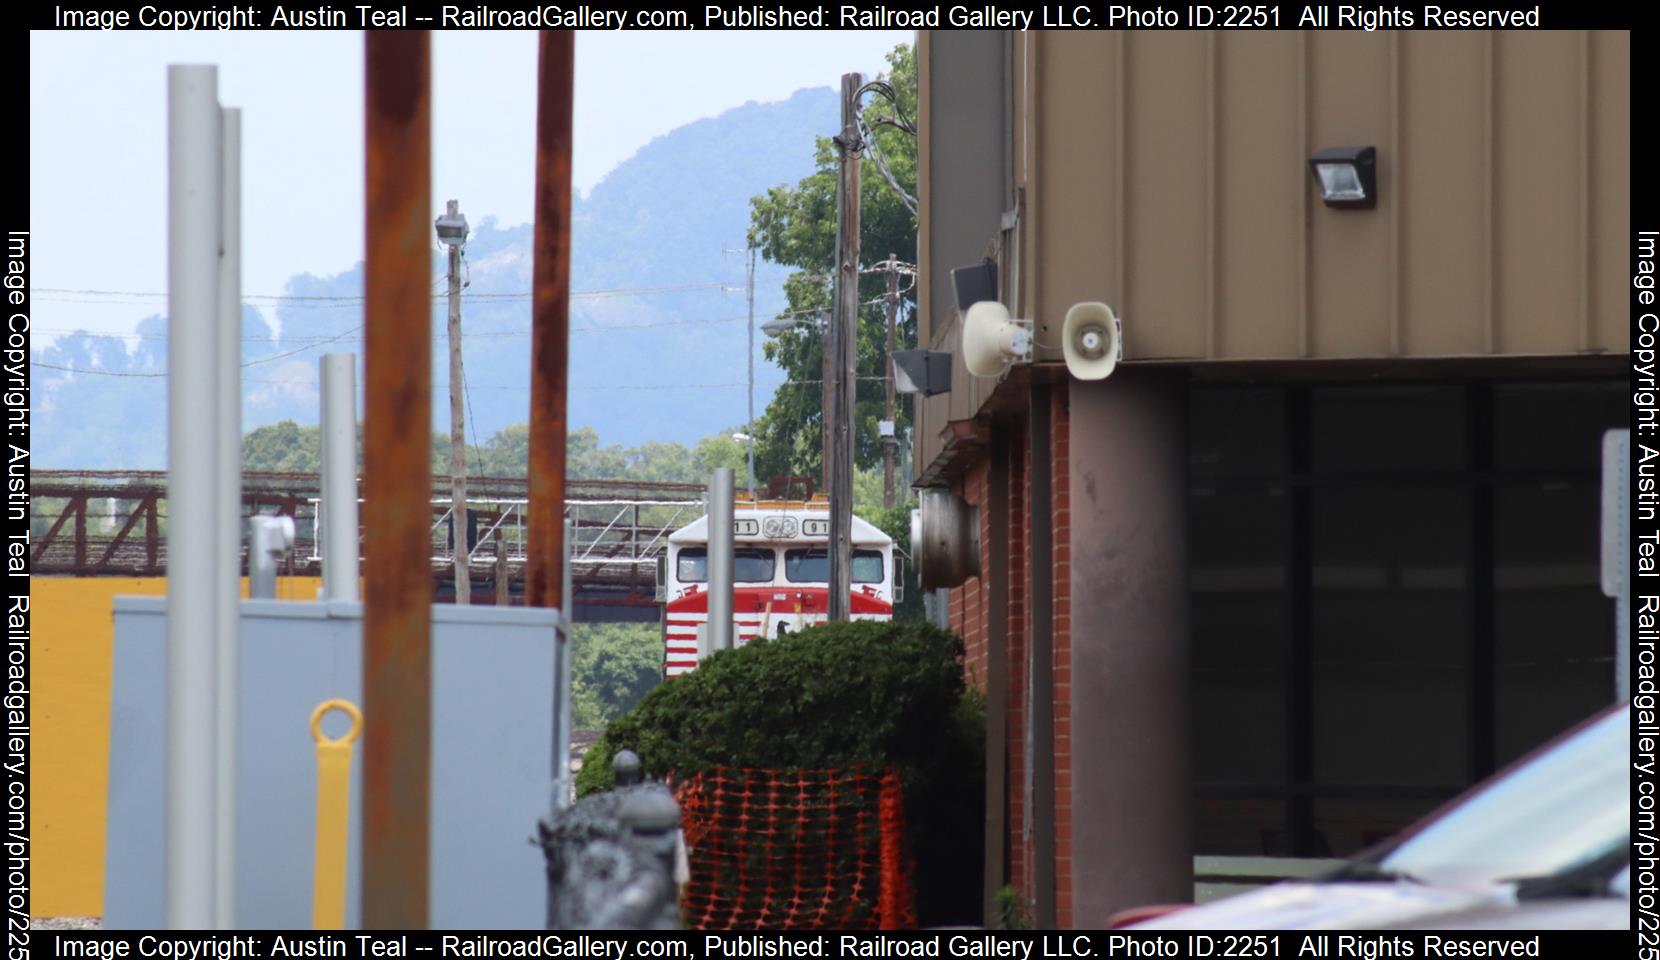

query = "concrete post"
[[165, 63, 222, 930], [1066, 370, 1192, 924], [707, 469, 735, 652], [320, 354, 360, 603], [214, 104, 242, 930]]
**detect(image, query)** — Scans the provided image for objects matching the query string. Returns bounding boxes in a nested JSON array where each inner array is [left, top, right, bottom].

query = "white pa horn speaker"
[[961, 301, 1033, 378], [1062, 302, 1122, 381]]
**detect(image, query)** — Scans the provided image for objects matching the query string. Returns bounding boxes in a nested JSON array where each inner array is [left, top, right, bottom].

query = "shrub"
[[575, 619, 984, 926]]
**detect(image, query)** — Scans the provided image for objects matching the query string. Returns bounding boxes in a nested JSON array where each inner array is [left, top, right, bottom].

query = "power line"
[[35, 280, 736, 302]]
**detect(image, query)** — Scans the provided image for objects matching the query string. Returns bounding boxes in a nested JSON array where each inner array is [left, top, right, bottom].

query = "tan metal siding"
[[1020, 30, 1628, 364]]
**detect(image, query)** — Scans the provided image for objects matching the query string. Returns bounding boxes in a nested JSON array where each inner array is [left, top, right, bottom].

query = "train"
[[657, 492, 897, 676]]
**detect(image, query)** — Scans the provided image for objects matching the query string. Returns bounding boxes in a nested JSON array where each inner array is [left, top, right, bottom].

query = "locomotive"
[[657, 493, 897, 677]]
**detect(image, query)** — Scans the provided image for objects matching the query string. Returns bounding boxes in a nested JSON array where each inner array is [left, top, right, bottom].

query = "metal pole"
[[321, 353, 360, 603], [707, 468, 735, 651], [446, 200, 470, 605], [362, 33, 432, 930], [745, 247, 756, 497], [214, 105, 242, 930], [165, 63, 221, 930], [528, 32, 573, 615], [883, 254, 898, 510], [553, 518, 574, 810], [828, 72, 863, 623]]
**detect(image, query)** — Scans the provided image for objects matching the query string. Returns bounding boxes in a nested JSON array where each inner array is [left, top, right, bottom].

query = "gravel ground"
[[29, 917, 101, 929]]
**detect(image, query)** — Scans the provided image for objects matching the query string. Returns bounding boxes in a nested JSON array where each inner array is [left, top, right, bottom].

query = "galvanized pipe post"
[[707, 468, 735, 652], [527, 32, 573, 615], [361, 33, 433, 930], [321, 353, 360, 603], [827, 72, 863, 622], [214, 105, 242, 929], [166, 63, 222, 930]]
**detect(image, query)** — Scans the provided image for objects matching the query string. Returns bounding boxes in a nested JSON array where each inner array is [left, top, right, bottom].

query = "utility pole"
[[828, 72, 863, 623], [821, 312, 832, 491], [440, 199, 470, 604], [882, 254, 898, 510], [744, 247, 756, 497]]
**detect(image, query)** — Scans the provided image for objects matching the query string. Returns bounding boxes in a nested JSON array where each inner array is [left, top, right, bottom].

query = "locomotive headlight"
[[762, 517, 798, 538]]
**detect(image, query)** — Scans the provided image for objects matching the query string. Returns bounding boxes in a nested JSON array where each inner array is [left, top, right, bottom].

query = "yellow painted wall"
[[34, 575, 324, 918]]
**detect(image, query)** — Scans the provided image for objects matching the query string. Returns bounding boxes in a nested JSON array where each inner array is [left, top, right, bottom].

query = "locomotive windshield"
[[783, 548, 885, 584], [675, 547, 775, 583]]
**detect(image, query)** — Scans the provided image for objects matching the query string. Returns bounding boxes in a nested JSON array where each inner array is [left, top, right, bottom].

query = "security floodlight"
[[951, 259, 998, 312], [434, 203, 470, 247], [762, 313, 823, 337], [1309, 146, 1378, 209], [892, 349, 953, 397]]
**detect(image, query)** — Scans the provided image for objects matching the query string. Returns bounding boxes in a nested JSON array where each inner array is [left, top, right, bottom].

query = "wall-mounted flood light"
[[1309, 146, 1377, 209], [951, 259, 998, 312], [893, 349, 953, 396]]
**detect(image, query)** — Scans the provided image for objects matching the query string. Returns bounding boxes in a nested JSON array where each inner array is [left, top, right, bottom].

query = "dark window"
[[674, 547, 775, 583], [784, 548, 884, 584], [1189, 379, 1621, 858]]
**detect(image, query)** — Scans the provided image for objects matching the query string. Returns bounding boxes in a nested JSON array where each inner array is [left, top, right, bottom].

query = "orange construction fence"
[[673, 766, 915, 930]]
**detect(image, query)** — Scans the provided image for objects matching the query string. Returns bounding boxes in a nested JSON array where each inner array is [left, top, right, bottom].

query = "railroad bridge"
[[30, 470, 704, 623]]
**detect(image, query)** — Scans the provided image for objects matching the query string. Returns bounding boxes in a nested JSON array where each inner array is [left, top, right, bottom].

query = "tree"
[[747, 43, 918, 486]]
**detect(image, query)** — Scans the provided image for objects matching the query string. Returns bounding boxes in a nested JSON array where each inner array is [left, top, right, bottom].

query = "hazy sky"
[[28, 30, 911, 343]]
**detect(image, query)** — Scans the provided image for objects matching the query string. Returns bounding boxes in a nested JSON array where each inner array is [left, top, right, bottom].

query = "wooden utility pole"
[[882, 254, 898, 510], [821, 313, 832, 490], [445, 199, 470, 604], [828, 72, 862, 623]]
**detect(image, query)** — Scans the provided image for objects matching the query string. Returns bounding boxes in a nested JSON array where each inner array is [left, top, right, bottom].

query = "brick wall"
[[1051, 388, 1073, 928], [944, 393, 1074, 927]]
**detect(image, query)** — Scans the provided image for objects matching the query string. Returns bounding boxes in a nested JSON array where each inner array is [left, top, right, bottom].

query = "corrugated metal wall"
[[1025, 29, 1630, 362]]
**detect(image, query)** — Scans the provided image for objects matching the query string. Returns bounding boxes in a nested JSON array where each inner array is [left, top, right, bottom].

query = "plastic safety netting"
[[673, 766, 916, 930]]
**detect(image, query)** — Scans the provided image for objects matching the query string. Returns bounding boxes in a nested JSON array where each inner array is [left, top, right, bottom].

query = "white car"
[[1135, 705, 1630, 930]]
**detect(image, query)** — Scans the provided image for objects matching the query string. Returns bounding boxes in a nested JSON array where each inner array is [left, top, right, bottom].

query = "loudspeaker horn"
[[961, 301, 1032, 378], [1062, 301, 1122, 381]]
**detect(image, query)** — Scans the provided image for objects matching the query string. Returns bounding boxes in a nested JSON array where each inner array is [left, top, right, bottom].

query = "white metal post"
[[166, 63, 221, 930], [213, 105, 242, 930], [707, 468, 735, 651], [553, 518, 574, 809], [321, 353, 361, 602]]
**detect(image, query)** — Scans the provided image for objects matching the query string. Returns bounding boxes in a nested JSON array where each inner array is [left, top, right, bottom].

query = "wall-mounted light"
[[951, 258, 998, 312], [892, 349, 953, 396], [1309, 146, 1377, 209]]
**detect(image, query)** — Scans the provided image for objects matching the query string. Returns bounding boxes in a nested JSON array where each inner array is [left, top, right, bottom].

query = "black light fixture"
[[892, 349, 953, 397], [951, 258, 998, 312], [1309, 146, 1378, 209]]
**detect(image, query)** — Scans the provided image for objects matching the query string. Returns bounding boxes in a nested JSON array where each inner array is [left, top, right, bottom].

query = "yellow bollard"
[[309, 699, 362, 930]]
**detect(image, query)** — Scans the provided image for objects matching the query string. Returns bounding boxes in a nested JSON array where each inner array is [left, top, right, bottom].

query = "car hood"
[[1133, 881, 1511, 930]]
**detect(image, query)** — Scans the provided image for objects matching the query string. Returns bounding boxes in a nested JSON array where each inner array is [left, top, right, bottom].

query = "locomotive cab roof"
[[667, 499, 893, 547]]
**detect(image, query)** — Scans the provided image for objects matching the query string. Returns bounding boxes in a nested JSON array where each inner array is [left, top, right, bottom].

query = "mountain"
[[34, 86, 838, 469]]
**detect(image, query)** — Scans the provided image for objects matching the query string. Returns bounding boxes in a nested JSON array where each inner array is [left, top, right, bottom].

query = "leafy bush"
[[576, 619, 984, 926]]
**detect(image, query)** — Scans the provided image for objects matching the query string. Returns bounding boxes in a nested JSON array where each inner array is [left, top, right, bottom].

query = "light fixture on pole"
[[1309, 146, 1378, 209], [436, 200, 470, 604]]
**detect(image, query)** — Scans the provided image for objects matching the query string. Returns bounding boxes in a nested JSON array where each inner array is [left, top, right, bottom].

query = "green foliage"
[[569, 623, 662, 729], [241, 419, 753, 486], [242, 420, 325, 472], [993, 886, 1034, 931], [576, 618, 964, 792], [747, 43, 918, 484], [575, 618, 984, 926]]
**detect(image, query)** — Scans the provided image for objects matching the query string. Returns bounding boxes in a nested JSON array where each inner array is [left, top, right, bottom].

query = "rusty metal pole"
[[528, 30, 573, 616], [361, 32, 432, 930]]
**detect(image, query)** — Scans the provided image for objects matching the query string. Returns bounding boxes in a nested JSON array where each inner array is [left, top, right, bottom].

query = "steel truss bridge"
[[30, 470, 706, 623]]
